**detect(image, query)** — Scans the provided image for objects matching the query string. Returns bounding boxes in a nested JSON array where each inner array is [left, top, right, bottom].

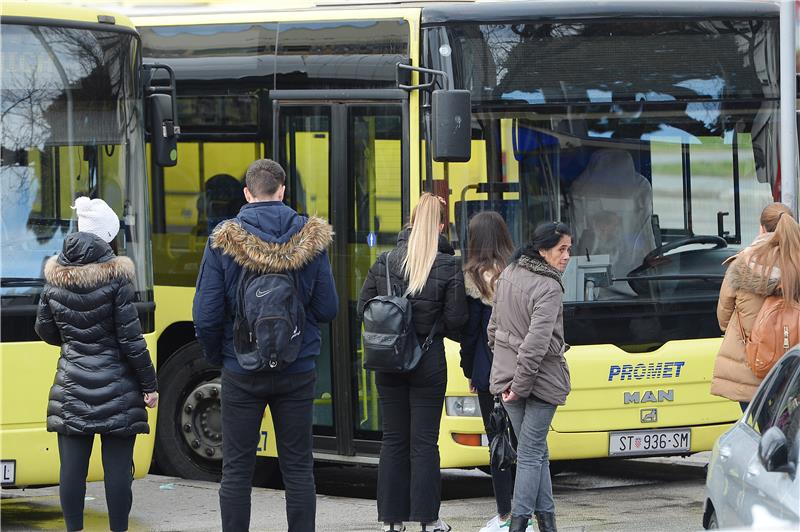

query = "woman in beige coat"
[[712, 202, 800, 411]]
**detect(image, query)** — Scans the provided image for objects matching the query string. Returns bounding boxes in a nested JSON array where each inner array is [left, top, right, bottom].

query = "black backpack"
[[233, 268, 305, 372], [362, 252, 440, 373]]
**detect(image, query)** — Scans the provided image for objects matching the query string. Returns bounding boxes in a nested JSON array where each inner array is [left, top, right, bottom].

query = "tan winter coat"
[[711, 234, 780, 402], [488, 256, 571, 405]]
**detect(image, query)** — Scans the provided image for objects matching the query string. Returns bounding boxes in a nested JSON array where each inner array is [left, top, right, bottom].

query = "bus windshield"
[[428, 16, 779, 350], [1, 24, 151, 341]]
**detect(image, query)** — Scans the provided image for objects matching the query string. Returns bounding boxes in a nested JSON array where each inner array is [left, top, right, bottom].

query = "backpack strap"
[[384, 251, 393, 296], [384, 249, 442, 352]]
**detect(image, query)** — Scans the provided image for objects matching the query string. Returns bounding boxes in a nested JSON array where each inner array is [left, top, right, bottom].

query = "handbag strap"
[[735, 307, 747, 344], [421, 317, 442, 353]]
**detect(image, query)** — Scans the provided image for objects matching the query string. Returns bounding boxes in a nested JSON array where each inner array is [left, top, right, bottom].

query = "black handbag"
[[362, 252, 441, 373], [488, 396, 517, 471]]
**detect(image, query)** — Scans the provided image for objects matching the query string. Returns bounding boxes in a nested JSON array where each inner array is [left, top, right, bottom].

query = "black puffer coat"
[[357, 228, 468, 340], [35, 232, 157, 436]]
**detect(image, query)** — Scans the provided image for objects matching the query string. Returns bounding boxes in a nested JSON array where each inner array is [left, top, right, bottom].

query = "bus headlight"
[[445, 396, 481, 417]]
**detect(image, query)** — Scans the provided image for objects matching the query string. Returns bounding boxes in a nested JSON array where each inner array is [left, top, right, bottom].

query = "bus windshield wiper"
[[1, 277, 45, 287]]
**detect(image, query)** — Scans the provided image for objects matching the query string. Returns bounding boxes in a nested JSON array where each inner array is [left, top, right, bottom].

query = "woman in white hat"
[[34, 197, 158, 532]]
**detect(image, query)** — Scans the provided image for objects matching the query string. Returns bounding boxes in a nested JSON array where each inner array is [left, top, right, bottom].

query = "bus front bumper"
[[440, 421, 735, 467]]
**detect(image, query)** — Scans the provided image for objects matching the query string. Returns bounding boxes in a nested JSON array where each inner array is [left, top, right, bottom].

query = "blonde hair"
[[402, 193, 446, 296], [750, 203, 800, 303]]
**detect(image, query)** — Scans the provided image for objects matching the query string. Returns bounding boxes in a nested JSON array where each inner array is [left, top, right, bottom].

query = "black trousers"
[[57, 433, 136, 532], [478, 391, 515, 518], [376, 343, 447, 524], [219, 368, 316, 532]]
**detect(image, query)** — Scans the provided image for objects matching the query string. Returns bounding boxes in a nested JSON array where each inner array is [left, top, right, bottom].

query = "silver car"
[[703, 349, 800, 529]]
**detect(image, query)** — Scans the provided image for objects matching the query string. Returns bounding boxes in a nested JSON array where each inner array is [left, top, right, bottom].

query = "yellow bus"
[[0, 2, 176, 486], [121, 0, 785, 480]]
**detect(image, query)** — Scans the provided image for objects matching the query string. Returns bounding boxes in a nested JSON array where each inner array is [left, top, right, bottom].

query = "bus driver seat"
[[570, 149, 656, 285]]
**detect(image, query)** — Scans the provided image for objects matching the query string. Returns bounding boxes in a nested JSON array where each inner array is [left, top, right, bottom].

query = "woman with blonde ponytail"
[[712, 203, 800, 411], [358, 192, 468, 532]]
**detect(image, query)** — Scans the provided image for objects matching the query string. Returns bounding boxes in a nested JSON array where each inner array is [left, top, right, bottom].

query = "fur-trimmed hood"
[[464, 269, 496, 306], [726, 233, 781, 297], [728, 256, 781, 297], [211, 215, 333, 273], [517, 255, 564, 292], [44, 255, 135, 289], [43, 232, 135, 289]]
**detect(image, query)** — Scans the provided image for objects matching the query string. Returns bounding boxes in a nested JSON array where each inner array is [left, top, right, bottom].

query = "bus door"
[[271, 89, 409, 459]]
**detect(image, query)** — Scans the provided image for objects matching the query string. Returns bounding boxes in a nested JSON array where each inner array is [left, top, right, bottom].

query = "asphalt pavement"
[[0, 453, 709, 531]]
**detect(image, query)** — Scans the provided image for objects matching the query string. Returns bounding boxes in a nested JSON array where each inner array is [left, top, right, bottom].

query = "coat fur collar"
[[44, 255, 135, 289], [211, 216, 333, 273], [464, 270, 495, 306], [517, 255, 564, 292], [728, 256, 780, 297]]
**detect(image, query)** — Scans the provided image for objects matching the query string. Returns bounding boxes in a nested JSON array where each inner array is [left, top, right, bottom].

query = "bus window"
[[154, 141, 255, 286]]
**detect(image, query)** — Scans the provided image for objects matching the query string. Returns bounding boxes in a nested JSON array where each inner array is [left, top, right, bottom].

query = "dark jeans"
[[57, 433, 136, 532], [376, 343, 447, 523], [220, 368, 316, 532], [478, 391, 514, 518]]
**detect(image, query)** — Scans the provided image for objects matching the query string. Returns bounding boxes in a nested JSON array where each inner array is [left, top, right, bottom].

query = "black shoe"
[[534, 511, 557, 532], [509, 515, 528, 532], [420, 519, 451, 532]]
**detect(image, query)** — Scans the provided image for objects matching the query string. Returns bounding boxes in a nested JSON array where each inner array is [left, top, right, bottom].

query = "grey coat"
[[488, 255, 571, 405]]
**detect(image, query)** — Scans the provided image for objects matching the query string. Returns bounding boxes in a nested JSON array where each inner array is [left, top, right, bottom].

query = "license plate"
[[1, 460, 16, 485], [609, 428, 691, 456]]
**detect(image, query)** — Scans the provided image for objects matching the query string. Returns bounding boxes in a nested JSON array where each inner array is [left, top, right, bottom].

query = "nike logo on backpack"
[[255, 288, 274, 298]]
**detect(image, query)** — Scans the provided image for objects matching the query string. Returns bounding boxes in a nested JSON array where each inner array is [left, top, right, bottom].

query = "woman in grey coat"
[[488, 222, 573, 532]]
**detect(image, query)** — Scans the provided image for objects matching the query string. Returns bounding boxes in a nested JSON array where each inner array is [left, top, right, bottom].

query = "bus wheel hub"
[[180, 380, 222, 461]]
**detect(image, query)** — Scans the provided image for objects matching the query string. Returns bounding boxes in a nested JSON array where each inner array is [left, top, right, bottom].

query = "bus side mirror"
[[431, 89, 471, 163], [148, 93, 178, 167]]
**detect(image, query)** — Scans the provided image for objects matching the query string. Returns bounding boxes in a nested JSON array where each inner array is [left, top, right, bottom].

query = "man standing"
[[193, 159, 338, 532]]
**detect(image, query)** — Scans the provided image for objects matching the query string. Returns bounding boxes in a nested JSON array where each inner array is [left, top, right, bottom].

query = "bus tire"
[[154, 341, 223, 481]]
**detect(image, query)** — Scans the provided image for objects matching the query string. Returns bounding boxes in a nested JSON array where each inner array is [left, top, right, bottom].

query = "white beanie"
[[74, 196, 120, 243]]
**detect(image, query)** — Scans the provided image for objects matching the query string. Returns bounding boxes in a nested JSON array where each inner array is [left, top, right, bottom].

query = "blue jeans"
[[502, 396, 557, 518], [219, 368, 316, 532]]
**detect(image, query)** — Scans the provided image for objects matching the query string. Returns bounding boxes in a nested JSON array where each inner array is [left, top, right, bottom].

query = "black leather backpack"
[[361, 252, 439, 373]]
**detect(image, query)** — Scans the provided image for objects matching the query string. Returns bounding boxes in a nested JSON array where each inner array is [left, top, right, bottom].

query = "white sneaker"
[[479, 515, 511, 532], [383, 523, 406, 531]]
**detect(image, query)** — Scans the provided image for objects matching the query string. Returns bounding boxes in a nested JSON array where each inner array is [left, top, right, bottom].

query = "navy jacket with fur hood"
[[35, 232, 157, 436], [193, 201, 338, 374]]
